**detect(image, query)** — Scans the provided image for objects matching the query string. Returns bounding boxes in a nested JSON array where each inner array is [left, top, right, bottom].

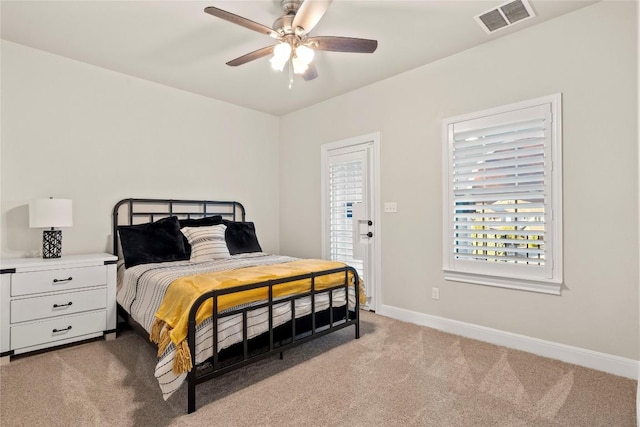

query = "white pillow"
[[181, 224, 230, 262]]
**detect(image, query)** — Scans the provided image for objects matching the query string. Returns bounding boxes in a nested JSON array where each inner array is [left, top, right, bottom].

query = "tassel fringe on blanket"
[[150, 319, 193, 374], [149, 318, 163, 344]]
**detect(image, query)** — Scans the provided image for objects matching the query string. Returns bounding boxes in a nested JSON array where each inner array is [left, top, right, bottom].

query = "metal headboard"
[[112, 198, 246, 258]]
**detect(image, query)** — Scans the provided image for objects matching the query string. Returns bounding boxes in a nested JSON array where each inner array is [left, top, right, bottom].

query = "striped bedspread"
[[117, 253, 355, 400]]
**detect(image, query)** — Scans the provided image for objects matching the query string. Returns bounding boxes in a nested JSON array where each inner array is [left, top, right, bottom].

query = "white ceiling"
[[1, 0, 596, 116]]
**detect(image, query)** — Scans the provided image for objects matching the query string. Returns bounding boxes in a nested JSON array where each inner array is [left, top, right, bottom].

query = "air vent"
[[475, 0, 536, 34]]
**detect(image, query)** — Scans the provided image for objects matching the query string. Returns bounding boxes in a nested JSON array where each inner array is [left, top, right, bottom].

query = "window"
[[442, 94, 562, 294]]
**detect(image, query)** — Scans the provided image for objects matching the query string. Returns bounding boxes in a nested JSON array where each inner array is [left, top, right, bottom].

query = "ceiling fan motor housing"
[[280, 0, 302, 15], [272, 15, 296, 36]]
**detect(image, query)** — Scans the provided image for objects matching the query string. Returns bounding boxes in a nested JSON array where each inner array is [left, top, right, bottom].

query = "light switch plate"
[[384, 202, 397, 213]]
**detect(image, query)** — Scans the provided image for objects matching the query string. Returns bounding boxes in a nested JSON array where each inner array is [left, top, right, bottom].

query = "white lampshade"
[[295, 45, 314, 65], [292, 56, 309, 74], [270, 56, 287, 71], [273, 42, 292, 61], [270, 42, 292, 71], [29, 198, 73, 228]]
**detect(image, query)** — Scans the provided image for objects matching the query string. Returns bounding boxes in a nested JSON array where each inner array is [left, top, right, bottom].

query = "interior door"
[[321, 135, 379, 311]]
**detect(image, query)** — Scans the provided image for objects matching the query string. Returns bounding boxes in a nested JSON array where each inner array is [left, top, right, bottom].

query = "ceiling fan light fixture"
[[295, 45, 314, 65], [269, 56, 287, 71], [292, 56, 309, 74], [273, 42, 292, 61]]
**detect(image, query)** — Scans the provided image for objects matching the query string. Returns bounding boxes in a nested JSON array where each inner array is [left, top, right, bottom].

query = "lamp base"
[[42, 229, 62, 259]]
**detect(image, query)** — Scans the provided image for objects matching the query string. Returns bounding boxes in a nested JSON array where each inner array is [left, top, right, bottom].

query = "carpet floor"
[[0, 311, 636, 426]]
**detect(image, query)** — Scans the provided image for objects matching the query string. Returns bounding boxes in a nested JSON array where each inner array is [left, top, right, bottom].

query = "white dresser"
[[0, 253, 117, 364]]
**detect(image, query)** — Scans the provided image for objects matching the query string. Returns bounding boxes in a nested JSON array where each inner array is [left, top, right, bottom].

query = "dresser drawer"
[[10, 310, 106, 350], [10, 288, 107, 323], [11, 266, 107, 296]]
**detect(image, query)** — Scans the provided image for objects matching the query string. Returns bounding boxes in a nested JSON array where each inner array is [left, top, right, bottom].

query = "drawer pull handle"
[[53, 302, 73, 308], [52, 326, 72, 333], [53, 277, 73, 283]]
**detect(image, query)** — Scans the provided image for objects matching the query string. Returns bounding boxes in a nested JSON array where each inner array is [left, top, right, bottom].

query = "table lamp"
[[29, 198, 73, 259]]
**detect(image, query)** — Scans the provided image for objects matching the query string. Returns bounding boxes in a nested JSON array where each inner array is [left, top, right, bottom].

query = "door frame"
[[320, 132, 382, 312]]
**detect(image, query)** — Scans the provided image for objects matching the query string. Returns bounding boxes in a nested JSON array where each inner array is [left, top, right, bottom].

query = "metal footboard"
[[186, 266, 360, 413]]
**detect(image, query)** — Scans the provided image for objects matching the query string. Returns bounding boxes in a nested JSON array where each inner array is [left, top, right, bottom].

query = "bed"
[[112, 198, 361, 413]]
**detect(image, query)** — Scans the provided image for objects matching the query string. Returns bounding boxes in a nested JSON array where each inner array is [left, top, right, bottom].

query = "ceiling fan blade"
[[292, 0, 332, 34], [307, 36, 378, 53], [204, 6, 280, 39], [302, 63, 318, 81], [226, 45, 275, 67]]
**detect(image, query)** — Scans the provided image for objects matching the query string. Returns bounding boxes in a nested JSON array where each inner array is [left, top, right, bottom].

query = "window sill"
[[443, 270, 562, 295]]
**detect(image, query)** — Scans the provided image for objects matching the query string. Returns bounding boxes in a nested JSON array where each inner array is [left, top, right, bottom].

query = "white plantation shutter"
[[443, 95, 562, 294], [453, 117, 546, 263], [328, 155, 365, 279]]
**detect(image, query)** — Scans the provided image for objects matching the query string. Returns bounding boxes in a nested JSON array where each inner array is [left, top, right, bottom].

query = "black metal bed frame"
[[112, 198, 360, 413]]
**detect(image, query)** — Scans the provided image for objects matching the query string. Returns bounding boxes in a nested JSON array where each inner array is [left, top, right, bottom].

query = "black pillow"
[[178, 215, 223, 258], [118, 216, 186, 268], [178, 215, 223, 229], [223, 221, 262, 255]]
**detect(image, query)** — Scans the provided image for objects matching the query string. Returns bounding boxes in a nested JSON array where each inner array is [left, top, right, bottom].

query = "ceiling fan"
[[204, 0, 378, 85]]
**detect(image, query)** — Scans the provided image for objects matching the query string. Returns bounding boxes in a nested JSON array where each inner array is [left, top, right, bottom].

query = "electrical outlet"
[[432, 287, 440, 300]]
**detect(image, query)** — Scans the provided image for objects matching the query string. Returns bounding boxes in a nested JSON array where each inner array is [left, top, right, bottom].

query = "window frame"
[[442, 94, 563, 295]]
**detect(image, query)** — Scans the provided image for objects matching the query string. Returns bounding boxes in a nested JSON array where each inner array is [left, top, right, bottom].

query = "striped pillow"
[[181, 224, 230, 262]]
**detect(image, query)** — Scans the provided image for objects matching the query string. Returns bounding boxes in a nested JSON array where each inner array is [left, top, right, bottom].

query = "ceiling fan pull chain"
[[288, 60, 294, 89]]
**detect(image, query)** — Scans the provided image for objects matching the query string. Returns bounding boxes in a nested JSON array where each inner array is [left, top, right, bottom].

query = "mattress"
[[117, 252, 356, 400]]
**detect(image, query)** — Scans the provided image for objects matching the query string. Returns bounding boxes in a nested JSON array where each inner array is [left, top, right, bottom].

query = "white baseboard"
[[378, 304, 639, 380]]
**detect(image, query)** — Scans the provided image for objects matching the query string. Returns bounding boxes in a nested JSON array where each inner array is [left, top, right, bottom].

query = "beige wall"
[[1, 40, 281, 257], [279, 1, 639, 359], [1, 2, 637, 361]]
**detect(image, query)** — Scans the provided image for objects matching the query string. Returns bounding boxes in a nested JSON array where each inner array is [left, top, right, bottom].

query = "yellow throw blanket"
[[150, 259, 363, 374]]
